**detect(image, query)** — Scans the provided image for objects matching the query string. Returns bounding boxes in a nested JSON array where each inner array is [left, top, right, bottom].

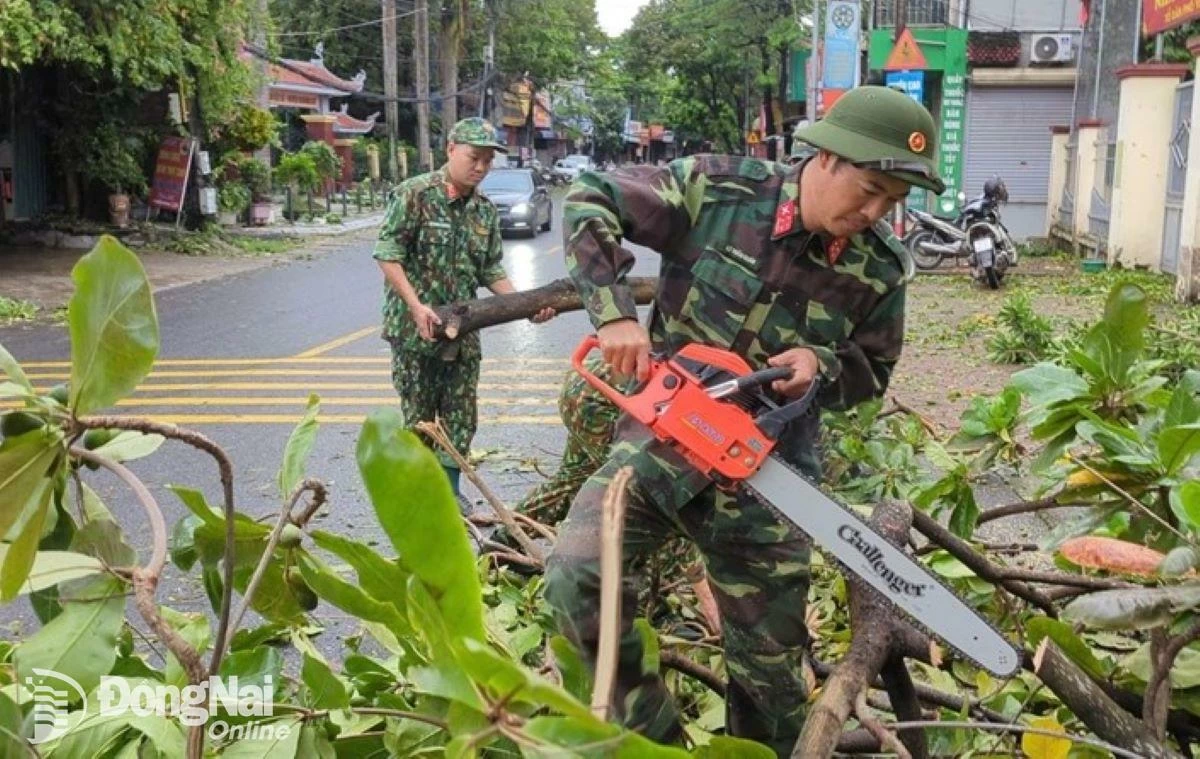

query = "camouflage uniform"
[[545, 153, 914, 754], [515, 355, 622, 525], [374, 165, 506, 471]]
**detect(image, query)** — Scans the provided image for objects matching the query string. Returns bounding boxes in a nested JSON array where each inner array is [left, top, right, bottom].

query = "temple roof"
[[333, 104, 379, 135], [243, 43, 366, 96]]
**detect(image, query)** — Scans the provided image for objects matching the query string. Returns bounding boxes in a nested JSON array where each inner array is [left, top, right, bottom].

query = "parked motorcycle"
[[904, 176, 1018, 289]]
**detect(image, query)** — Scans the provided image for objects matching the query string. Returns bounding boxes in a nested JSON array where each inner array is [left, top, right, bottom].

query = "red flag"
[[1079, 0, 1090, 26]]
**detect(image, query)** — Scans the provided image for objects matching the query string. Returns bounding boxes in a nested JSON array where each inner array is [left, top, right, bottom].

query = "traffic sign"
[[884, 28, 928, 71]]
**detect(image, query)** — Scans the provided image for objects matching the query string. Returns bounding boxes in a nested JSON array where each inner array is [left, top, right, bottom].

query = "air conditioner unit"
[[1030, 34, 1075, 64]]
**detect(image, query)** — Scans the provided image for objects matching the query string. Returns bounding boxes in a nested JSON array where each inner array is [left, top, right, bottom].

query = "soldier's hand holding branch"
[[411, 303, 443, 341]]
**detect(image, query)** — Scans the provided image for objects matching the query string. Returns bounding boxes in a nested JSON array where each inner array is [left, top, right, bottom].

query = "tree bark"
[[793, 500, 928, 758], [432, 276, 658, 340], [1028, 643, 1183, 759]]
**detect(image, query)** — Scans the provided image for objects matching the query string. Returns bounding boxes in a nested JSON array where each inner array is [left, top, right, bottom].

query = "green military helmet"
[[795, 85, 944, 194]]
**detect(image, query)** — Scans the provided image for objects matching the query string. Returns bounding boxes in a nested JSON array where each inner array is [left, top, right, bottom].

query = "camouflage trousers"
[[515, 357, 621, 525], [389, 345, 480, 469], [544, 414, 816, 756]]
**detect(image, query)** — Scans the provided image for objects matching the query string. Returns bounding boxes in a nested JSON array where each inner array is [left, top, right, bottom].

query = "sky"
[[597, 0, 651, 36]]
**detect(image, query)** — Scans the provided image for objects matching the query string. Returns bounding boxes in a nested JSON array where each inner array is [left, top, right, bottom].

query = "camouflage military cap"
[[448, 117, 508, 153], [795, 86, 944, 194]]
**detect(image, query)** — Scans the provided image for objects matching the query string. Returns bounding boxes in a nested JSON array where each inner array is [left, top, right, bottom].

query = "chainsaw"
[[572, 336, 1020, 677]]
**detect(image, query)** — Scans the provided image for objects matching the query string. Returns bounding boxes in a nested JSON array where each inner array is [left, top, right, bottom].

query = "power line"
[[268, 7, 424, 37]]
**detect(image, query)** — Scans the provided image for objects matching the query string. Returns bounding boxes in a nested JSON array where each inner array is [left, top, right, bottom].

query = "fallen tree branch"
[[417, 420, 544, 566], [660, 650, 725, 696], [976, 496, 1067, 525], [1146, 620, 1200, 740], [794, 500, 928, 758], [909, 509, 1058, 616], [76, 416, 238, 676], [860, 720, 1150, 759], [591, 467, 633, 718], [1027, 642, 1182, 758], [856, 691, 912, 759], [432, 276, 658, 340], [885, 396, 942, 438], [880, 655, 927, 758], [995, 567, 1139, 591]]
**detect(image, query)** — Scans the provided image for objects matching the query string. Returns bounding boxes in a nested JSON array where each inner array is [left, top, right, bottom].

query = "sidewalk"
[[0, 225, 381, 315], [234, 210, 385, 238]]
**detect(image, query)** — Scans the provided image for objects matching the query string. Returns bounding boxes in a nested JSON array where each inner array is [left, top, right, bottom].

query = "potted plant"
[[81, 124, 148, 228], [217, 182, 251, 226], [237, 157, 273, 226]]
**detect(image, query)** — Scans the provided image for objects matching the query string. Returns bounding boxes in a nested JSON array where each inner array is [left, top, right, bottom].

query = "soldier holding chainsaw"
[[545, 86, 947, 754]]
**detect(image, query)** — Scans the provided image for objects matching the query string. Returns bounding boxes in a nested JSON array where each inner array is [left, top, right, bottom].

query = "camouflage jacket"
[[563, 154, 911, 412], [374, 167, 507, 356]]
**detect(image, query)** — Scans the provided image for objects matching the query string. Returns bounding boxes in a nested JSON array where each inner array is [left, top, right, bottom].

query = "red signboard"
[[1144, 0, 1200, 36], [148, 137, 195, 212]]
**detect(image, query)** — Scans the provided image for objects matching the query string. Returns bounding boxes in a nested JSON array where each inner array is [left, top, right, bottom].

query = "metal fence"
[[1088, 141, 1117, 244], [1058, 140, 1076, 230]]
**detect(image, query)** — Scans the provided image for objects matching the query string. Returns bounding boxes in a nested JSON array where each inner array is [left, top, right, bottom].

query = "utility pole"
[[893, 0, 908, 236], [414, 0, 433, 172], [382, 0, 400, 181], [894, 0, 907, 40]]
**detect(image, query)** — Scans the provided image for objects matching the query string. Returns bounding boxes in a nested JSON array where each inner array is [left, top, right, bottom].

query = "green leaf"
[[218, 646, 283, 692], [948, 486, 980, 539], [295, 553, 409, 636], [301, 653, 349, 709], [1, 482, 53, 601], [549, 635, 593, 704], [409, 663, 486, 711], [521, 716, 690, 757], [71, 517, 136, 566], [169, 515, 200, 571], [0, 343, 32, 391], [1101, 283, 1150, 356], [297, 723, 338, 759], [1026, 618, 1108, 680], [309, 530, 408, 614], [356, 409, 484, 642], [91, 431, 164, 463], [1124, 642, 1200, 688], [692, 735, 776, 758], [1009, 364, 1087, 422], [279, 394, 320, 498], [68, 236, 159, 415], [0, 547, 104, 595], [1165, 379, 1200, 428], [15, 575, 127, 694], [1062, 583, 1200, 630], [1171, 482, 1200, 534], [1161, 546, 1200, 577], [218, 717, 303, 757], [455, 637, 594, 720], [0, 691, 27, 759], [1158, 423, 1200, 476], [0, 429, 62, 542]]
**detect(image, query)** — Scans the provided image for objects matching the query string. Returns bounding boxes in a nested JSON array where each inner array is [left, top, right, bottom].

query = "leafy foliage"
[[987, 291, 1055, 365]]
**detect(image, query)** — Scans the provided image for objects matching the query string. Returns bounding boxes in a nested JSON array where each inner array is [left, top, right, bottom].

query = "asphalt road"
[[0, 194, 660, 643]]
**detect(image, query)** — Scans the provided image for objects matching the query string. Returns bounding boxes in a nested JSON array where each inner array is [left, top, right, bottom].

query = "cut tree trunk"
[[432, 276, 658, 340]]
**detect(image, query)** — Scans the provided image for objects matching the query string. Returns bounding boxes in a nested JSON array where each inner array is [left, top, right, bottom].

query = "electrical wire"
[[268, 6, 425, 37]]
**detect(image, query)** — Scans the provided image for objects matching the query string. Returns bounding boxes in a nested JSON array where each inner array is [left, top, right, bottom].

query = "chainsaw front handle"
[[571, 335, 661, 425]]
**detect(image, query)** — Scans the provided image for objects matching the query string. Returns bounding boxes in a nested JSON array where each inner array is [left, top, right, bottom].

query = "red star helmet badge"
[[773, 200, 796, 237], [908, 131, 927, 154], [827, 237, 849, 265]]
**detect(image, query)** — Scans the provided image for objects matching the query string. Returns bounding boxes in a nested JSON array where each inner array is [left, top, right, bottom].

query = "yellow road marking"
[[31, 382, 559, 392], [292, 326, 380, 358], [0, 396, 554, 408], [75, 414, 561, 425], [25, 368, 565, 380], [17, 357, 568, 369]]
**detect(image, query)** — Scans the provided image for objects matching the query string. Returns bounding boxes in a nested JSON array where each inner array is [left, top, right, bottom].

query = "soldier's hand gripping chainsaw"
[[572, 335, 1020, 677]]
